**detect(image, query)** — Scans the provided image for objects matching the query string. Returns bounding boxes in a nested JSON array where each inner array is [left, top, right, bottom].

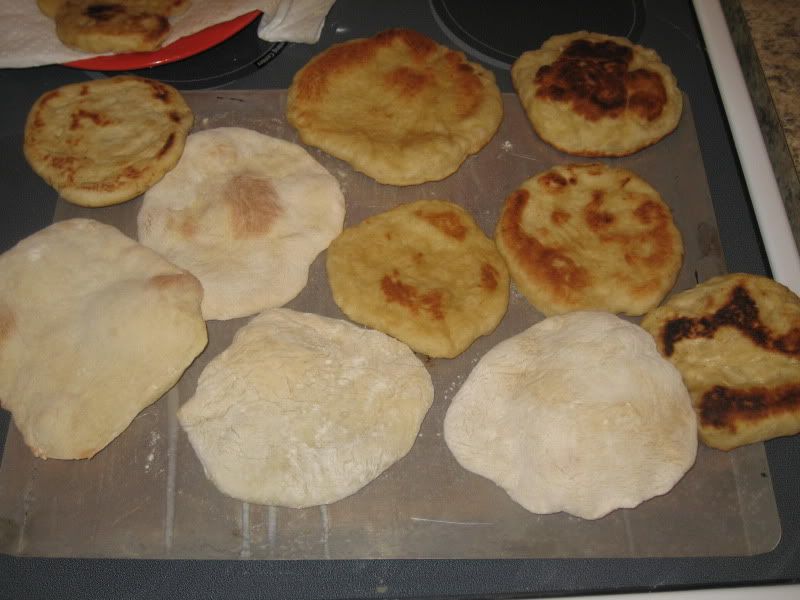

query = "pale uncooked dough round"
[[444, 311, 697, 520], [137, 127, 345, 320], [178, 308, 434, 507]]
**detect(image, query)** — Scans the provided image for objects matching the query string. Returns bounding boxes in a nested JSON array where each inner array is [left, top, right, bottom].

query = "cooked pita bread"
[[178, 308, 433, 507], [287, 28, 503, 185], [444, 311, 697, 520], [641, 273, 800, 450], [137, 127, 345, 321], [326, 199, 509, 358], [495, 163, 683, 316], [512, 31, 682, 156], [0, 219, 207, 460], [24, 76, 193, 207]]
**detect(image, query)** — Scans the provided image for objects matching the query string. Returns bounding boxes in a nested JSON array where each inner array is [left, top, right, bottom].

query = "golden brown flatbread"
[[495, 163, 683, 316], [326, 199, 509, 358], [24, 76, 193, 207], [511, 31, 683, 156], [641, 273, 800, 451], [286, 28, 503, 185]]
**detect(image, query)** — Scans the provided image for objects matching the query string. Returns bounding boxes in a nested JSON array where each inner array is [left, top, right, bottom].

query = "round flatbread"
[[641, 273, 800, 451], [326, 199, 509, 358], [495, 163, 683, 316], [0, 218, 207, 460], [24, 76, 193, 207], [178, 308, 434, 508], [286, 28, 503, 185], [444, 311, 697, 520], [137, 127, 346, 321], [511, 31, 683, 156], [54, 1, 172, 53]]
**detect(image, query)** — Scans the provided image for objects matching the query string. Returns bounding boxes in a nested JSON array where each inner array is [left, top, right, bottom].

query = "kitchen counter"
[[725, 0, 800, 251]]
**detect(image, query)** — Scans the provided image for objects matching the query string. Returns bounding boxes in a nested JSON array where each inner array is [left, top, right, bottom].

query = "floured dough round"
[[444, 311, 697, 520], [24, 76, 193, 207], [0, 219, 207, 460], [286, 28, 503, 185], [327, 199, 509, 358], [511, 31, 683, 156], [495, 163, 683, 316], [138, 127, 345, 321], [178, 308, 434, 507], [641, 273, 800, 450]]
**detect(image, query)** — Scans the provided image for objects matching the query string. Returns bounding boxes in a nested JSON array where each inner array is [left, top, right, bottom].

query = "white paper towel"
[[0, 0, 332, 69]]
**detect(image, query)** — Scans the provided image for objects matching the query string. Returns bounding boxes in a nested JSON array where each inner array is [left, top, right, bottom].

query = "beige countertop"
[[725, 0, 800, 248]]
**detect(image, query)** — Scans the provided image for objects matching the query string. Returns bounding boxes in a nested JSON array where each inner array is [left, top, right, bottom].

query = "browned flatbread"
[[495, 163, 683, 316], [641, 273, 800, 451], [24, 76, 193, 207], [286, 29, 503, 185], [52, 0, 191, 53], [511, 31, 683, 156]]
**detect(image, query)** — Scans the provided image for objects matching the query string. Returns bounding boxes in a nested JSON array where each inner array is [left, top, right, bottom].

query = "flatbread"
[[286, 28, 503, 185], [54, 1, 172, 53], [444, 311, 697, 520], [641, 273, 800, 450], [0, 218, 207, 460], [511, 31, 683, 156], [178, 308, 434, 508], [137, 126, 345, 321], [24, 76, 193, 207], [495, 163, 683, 316], [326, 199, 509, 358]]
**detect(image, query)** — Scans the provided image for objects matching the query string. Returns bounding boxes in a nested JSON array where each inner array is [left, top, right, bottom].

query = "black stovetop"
[[1, 1, 797, 598]]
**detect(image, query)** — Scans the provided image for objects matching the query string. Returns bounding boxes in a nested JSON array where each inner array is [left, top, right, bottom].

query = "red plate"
[[64, 10, 261, 71]]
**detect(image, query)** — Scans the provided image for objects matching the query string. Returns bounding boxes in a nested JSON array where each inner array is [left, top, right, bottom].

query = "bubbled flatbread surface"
[[444, 311, 697, 520], [286, 28, 503, 185], [138, 127, 345, 321], [641, 273, 800, 451], [0, 219, 207, 460], [327, 199, 509, 358], [511, 31, 683, 156], [24, 76, 193, 207], [178, 308, 434, 508], [495, 163, 683, 316]]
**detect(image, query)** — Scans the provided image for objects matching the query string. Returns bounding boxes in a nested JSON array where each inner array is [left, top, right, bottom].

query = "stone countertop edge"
[[723, 0, 800, 256]]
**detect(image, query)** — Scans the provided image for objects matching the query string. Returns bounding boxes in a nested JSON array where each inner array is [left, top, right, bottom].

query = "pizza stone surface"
[[326, 199, 509, 358], [495, 163, 683, 316], [24, 76, 193, 207], [286, 28, 503, 185], [0, 218, 207, 460], [641, 273, 800, 450], [511, 31, 683, 156]]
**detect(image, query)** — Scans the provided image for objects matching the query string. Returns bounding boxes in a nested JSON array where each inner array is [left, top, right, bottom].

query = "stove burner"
[[92, 19, 286, 90], [430, 0, 646, 69]]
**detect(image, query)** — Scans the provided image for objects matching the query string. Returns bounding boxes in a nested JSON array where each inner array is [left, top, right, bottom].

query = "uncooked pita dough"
[[0, 218, 207, 460], [178, 308, 434, 507], [444, 311, 697, 520], [137, 127, 345, 320]]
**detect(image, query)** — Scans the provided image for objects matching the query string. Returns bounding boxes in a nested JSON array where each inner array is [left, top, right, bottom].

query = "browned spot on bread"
[[534, 38, 666, 122], [381, 271, 445, 320], [551, 209, 570, 225], [584, 190, 615, 229], [699, 384, 800, 432], [85, 4, 125, 20], [661, 285, 800, 357], [500, 189, 590, 298], [169, 111, 182, 123], [149, 273, 189, 289], [415, 209, 468, 241], [157, 132, 175, 158], [69, 109, 112, 130], [146, 79, 172, 102], [538, 171, 568, 191], [224, 174, 283, 239], [384, 66, 431, 97], [480, 263, 499, 291], [80, 85, 90, 96], [375, 28, 437, 60]]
